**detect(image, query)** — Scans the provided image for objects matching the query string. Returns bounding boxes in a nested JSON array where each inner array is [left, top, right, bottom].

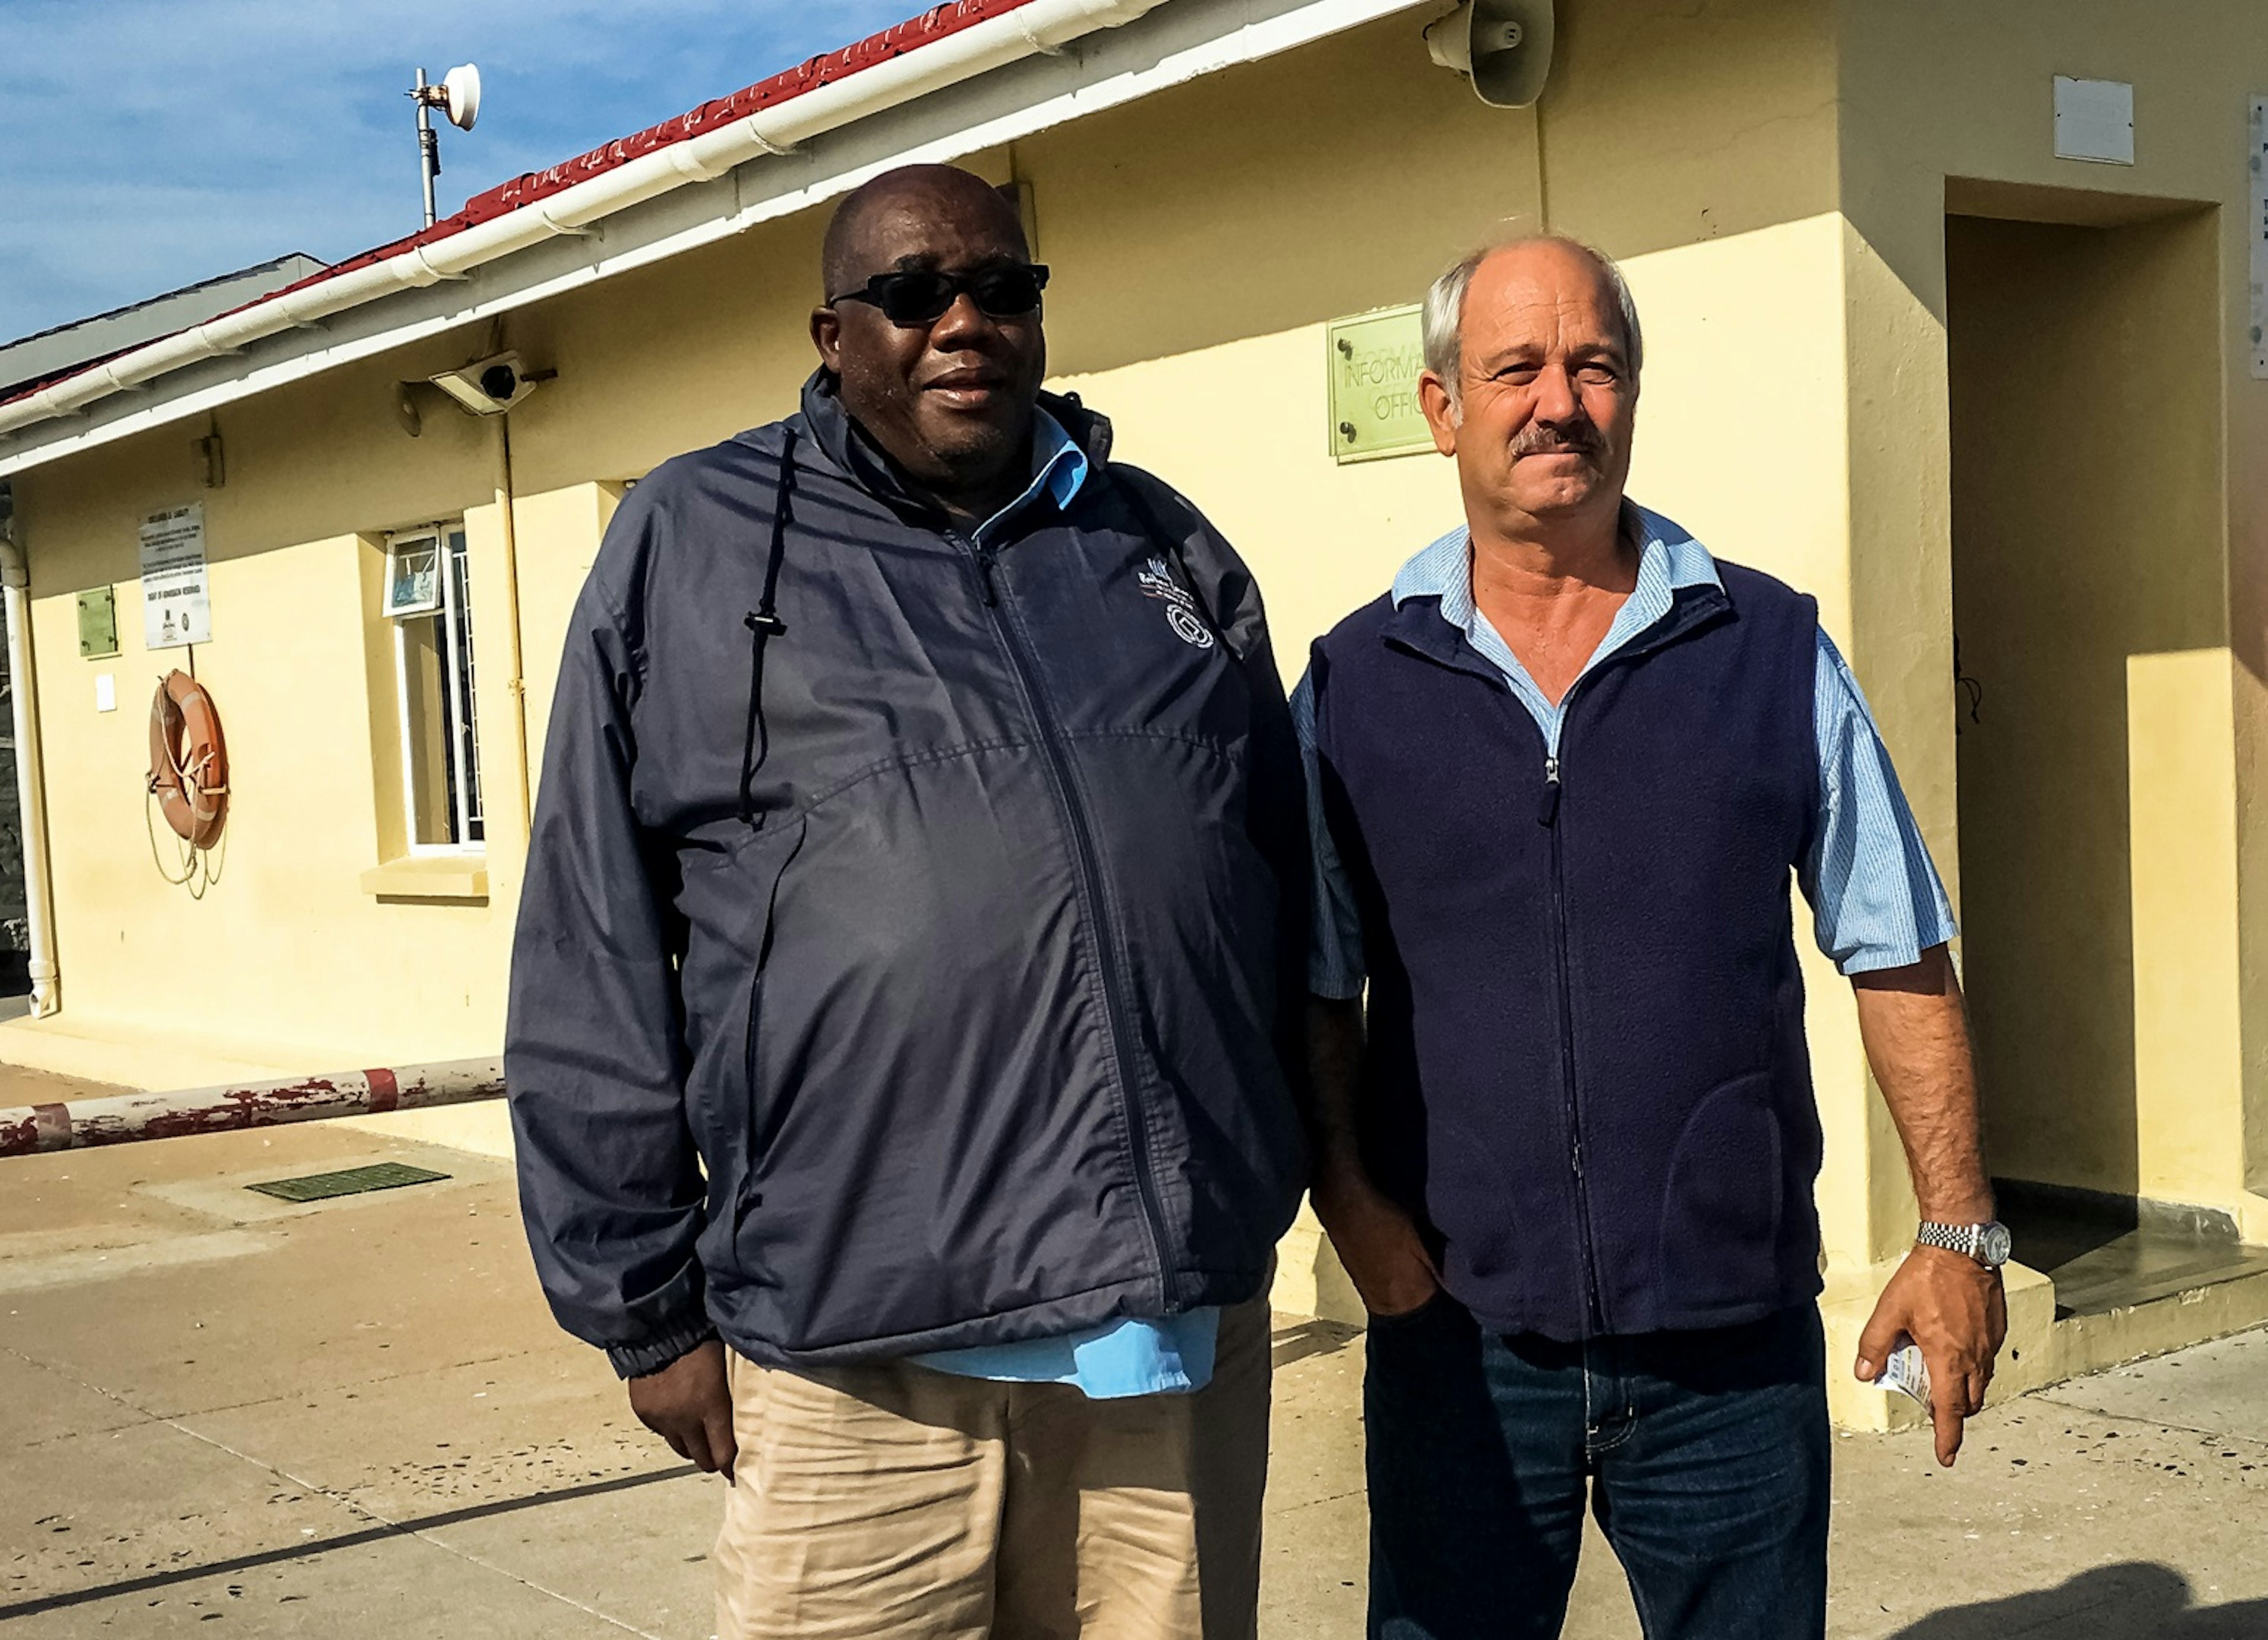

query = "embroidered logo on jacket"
[[1136, 555, 1216, 650]]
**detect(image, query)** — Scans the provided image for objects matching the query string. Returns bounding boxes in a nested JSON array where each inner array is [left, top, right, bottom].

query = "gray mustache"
[[1511, 418, 1606, 458]]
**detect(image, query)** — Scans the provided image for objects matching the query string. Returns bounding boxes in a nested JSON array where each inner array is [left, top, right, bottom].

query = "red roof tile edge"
[[5, 0, 1046, 416], [308, 0, 1051, 291]]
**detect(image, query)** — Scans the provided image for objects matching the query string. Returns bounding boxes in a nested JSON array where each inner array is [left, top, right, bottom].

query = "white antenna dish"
[[410, 63, 485, 227], [442, 63, 482, 132]]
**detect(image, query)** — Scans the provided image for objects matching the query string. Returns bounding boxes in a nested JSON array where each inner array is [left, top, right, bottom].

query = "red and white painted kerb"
[[0, 1059, 503, 1156]]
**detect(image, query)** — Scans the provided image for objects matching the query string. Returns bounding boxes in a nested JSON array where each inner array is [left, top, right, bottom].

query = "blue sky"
[[0, 0, 917, 344]]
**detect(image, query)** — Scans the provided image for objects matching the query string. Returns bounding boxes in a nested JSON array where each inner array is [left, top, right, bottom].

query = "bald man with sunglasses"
[[507, 165, 1311, 1638]]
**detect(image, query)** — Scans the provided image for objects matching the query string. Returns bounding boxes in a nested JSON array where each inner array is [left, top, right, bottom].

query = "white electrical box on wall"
[[2054, 75, 2134, 165]]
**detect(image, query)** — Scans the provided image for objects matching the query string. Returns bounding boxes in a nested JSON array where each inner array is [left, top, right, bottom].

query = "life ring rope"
[[147, 670, 230, 852]]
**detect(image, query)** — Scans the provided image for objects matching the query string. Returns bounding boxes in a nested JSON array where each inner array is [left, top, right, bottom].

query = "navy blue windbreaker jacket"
[[506, 373, 1309, 1377]]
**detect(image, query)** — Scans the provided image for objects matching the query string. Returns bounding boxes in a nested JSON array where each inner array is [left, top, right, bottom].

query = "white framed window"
[[385, 524, 483, 850], [383, 536, 445, 618]]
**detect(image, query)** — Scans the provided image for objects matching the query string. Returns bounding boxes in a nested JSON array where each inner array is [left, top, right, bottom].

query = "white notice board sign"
[[139, 503, 211, 648], [2251, 98, 2268, 379]]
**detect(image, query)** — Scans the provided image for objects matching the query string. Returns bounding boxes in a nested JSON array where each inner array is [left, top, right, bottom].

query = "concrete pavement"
[[4, 1121, 2267, 1638]]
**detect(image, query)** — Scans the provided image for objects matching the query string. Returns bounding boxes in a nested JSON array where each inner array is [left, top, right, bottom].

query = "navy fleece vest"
[[1311, 563, 1824, 1340]]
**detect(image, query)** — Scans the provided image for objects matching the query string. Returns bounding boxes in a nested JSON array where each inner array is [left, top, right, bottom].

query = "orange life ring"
[[148, 671, 229, 849]]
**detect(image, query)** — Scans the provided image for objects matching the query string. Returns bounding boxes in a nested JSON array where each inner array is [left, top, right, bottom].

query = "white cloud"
[[0, 0, 914, 340]]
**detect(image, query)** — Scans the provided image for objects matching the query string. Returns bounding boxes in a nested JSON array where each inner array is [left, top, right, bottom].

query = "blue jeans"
[[1363, 1293, 1830, 1640]]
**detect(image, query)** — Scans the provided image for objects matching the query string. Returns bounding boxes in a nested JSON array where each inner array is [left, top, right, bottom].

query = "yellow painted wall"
[[14, 355, 510, 1077], [2128, 648, 2247, 1208], [1837, 1, 2268, 1250], [1039, 0, 1839, 637], [1946, 209, 2232, 1207], [511, 480, 624, 786]]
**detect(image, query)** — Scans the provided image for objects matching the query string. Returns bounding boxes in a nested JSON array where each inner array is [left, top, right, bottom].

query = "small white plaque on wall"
[[94, 673, 116, 713], [2054, 76, 2135, 165], [2251, 97, 2268, 380]]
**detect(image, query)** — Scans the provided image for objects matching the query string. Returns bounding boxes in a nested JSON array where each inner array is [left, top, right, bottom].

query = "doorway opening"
[[1943, 185, 2264, 1313]]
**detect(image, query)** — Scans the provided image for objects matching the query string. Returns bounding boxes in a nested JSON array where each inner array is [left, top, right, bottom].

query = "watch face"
[[1981, 1222, 2013, 1267]]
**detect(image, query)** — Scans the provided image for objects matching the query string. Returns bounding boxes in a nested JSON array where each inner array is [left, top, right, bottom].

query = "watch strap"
[[1917, 1220, 2009, 1267], [1915, 1221, 1979, 1258]]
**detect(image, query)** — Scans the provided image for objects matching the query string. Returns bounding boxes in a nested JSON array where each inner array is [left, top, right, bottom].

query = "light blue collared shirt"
[[910, 408, 1222, 1398], [1293, 505, 1958, 997]]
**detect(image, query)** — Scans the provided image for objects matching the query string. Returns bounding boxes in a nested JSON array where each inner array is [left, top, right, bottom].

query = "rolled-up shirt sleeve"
[[1291, 667, 1368, 1000], [1801, 628, 1960, 975]]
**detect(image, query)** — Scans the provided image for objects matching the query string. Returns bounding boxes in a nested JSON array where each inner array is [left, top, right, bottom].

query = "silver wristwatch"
[[1915, 1220, 2013, 1269]]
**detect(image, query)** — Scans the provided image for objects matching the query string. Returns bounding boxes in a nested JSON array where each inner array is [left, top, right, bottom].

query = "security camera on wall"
[[1423, 0, 1554, 107], [427, 351, 549, 416]]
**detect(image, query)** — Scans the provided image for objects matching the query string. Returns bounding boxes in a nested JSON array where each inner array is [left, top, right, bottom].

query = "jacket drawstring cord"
[[738, 427, 797, 828]]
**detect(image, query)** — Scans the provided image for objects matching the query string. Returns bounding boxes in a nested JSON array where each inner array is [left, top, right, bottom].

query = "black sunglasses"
[[829, 263, 1051, 327]]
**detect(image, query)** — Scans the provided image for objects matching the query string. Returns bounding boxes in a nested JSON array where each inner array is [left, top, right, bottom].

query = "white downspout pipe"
[[0, 0, 1171, 442], [490, 413, 533, 840], [0, 492, 58, 1018]]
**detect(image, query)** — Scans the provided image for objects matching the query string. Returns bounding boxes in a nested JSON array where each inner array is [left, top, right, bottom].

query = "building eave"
[[0, 0, 1431, 482]]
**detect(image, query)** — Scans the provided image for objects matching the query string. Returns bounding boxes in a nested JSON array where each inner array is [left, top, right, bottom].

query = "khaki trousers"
[[713, 1297, 1272, 1640]]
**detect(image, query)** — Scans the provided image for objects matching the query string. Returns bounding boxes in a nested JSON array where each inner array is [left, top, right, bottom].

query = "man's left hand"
[[1854, 1244, 2007, 1467], [627, 1339, 738, 1481]]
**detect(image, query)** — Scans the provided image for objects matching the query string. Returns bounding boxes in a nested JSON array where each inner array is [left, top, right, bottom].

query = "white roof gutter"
[[0, 0, 1167, 442]]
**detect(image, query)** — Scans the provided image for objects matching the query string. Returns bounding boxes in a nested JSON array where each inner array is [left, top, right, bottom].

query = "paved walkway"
[[0, 1054, 132, 1108], [4, 1121, 2266, 1637]]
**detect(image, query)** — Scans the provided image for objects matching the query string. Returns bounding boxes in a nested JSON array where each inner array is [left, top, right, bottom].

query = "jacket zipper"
[[1539, 737, 1606, 1333], [951, 529, 1173, 1300], [739, 966, 771, 1215], [1517, 600, 1732, 1332]]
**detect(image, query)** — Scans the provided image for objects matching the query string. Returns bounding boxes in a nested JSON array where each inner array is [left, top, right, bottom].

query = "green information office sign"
[[1326, 303, 1433, 464], [76, 586, 119, 659]]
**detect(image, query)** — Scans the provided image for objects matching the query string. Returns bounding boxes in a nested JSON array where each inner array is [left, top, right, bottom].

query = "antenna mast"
[[413, 67, 439, 228], [408, 64, 483, 230]]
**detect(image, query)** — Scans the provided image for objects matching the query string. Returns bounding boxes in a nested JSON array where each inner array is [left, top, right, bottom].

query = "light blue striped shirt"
[[1294, 506, 1957, 997], [909, 409, 1220, 1397]]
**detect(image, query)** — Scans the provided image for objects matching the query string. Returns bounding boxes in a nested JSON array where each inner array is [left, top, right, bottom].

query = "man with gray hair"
[[1293, 235, 2008, 1636]]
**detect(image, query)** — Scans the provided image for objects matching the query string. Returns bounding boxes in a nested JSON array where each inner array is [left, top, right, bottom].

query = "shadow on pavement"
[[1889, 1564, 2268, 1639], [0, 1460, 694, 1623], [1271, 1318, 1360, 1370]]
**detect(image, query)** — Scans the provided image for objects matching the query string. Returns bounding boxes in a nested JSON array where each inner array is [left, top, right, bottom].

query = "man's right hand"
[[1312, 1166, 1441, 1318], [627, 1338, 738, 1481]]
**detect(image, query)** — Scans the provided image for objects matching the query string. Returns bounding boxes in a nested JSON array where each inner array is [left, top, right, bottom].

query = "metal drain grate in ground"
[[246, 1162, 451, 1203]]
